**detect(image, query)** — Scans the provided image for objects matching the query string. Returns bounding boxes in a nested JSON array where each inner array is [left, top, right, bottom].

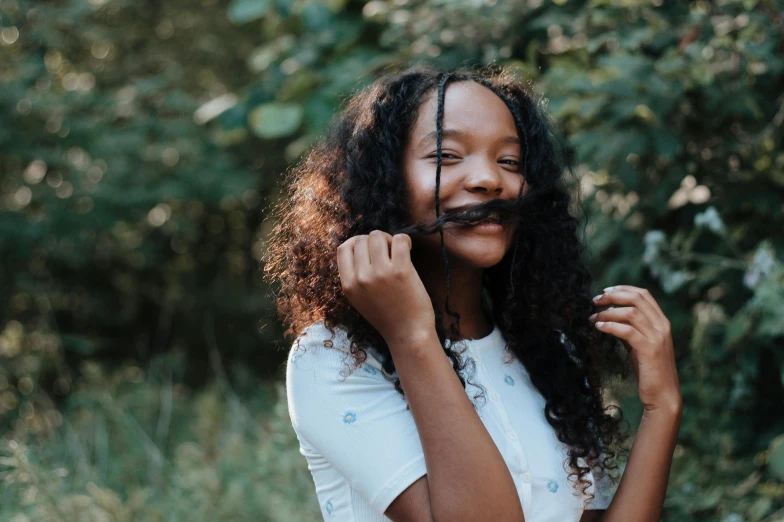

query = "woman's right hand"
[[336, 230, 436, 347]]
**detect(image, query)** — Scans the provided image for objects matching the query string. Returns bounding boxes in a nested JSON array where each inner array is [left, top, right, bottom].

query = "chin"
[[445, 239, 510, 268], [418, 225, 514, 268], [463, 251, 508, 269]]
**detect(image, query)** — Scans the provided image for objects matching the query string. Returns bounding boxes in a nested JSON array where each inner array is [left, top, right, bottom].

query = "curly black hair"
[[263, 62, 630, 503]]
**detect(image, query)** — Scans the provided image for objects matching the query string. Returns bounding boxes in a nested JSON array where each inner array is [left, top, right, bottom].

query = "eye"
[[427, 153, 458, 159], [500, 160, 519, 165]]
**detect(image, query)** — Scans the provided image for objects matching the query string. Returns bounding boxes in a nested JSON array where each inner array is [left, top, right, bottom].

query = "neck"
[[412, 250, 493, 341]]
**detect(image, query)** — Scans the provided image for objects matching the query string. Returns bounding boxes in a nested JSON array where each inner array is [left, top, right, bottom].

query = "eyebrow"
[[416, 128, 520, 150]]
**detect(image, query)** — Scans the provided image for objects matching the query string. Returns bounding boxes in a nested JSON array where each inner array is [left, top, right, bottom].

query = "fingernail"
[[589, 313, 597, 321], [595, 321, 604, 327], [592, 294, 602, 302], [603, 286, 615, 293]]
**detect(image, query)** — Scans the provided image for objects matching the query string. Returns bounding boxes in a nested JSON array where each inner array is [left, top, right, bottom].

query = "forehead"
[[409, 80, 518, 148]]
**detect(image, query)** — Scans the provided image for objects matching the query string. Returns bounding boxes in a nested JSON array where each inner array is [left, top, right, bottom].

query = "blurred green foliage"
[[1, 0, 783, 520]]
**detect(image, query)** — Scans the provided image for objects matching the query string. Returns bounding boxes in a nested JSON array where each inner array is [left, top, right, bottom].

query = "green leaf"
[[61, 334, 97, 355], [228, 0, 270, 24], [248, 102, 304, 139], [597, 54, 654, 77], [725, 310, 753, 349], [747, 496, 773, 522], [273, 0, 294, 16], [302, 2, 334, 31], [577, 97, 606, 119], [651, 128, 682, 159]]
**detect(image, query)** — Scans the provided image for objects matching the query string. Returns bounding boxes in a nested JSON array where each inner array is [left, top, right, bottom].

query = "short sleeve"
[[584, 465, 615, 510], [285, 323, 428, 515]]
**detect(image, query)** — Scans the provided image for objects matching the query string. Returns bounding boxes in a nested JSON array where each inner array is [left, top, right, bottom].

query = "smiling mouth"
[[457, 211, 503, 227], [455, 222, 505, 233]]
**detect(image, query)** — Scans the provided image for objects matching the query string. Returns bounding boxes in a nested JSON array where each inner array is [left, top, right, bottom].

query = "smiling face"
[[401, 80, 527, 270]]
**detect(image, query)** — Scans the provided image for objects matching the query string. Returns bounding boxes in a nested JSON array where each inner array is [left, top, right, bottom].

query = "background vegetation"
[[1, 0, 782, 520]]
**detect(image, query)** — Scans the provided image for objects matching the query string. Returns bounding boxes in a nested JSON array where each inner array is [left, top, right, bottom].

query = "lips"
[[479, 212, 501, 224], [442, 203, 510, 229], [466, 212, 501, 225], [453, 212, 504, 229]]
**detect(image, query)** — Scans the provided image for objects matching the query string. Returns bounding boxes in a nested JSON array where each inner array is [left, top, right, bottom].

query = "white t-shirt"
[[285, 319, 615, 521]]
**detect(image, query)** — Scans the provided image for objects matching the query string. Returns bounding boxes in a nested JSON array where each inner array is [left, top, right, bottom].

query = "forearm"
[[387, 330, 525, 522], [600, 401, 682, 522]]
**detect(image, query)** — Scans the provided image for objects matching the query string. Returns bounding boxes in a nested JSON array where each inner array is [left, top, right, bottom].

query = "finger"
[[593, 320, 646, 352], [603, 285, 665, 319], [591, 306, 658, 339], [336, 237, 357, 289], [594, 289, 660, 329], [368, 230, 393, 268], [353, 235, 371, 279], [391, 233, 412, 265]]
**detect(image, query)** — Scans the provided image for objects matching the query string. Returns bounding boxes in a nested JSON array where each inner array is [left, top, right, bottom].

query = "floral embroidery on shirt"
[[325, 499, 334, 514], [504, 374, 515, 386], [546, 479, 559, 493], [363, 364, 378, 375], [343, 411, 357, 424]]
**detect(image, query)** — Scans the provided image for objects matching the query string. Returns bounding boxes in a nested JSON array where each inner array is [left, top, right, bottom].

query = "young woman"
[[264, 64, 682, 521]]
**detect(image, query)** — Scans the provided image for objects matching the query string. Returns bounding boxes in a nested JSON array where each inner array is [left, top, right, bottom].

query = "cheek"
[[408, 194, 436, 224], [402, 167, 437, 219]]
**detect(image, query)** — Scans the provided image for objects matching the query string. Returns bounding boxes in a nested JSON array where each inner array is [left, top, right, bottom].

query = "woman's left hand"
[[589, 285, 682, 414]]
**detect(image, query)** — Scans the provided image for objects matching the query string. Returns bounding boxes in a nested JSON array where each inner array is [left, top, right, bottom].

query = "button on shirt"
[[285, 320, 614, 521]]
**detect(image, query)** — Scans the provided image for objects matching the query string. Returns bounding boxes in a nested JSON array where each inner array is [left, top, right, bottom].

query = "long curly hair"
[[263, 63, 630, 502]]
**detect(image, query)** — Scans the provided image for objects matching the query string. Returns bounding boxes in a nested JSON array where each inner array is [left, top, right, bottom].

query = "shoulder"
[[284, 321, 407, 450], [286, 321, 391, 384], [288, 321, 346, 360], [580, 456, 617, 510]]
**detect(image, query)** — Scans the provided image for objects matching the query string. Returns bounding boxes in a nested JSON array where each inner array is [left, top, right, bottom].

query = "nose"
[[462, 156, 504, 195]]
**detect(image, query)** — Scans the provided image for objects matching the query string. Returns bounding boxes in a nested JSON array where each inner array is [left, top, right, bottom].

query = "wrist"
[[384, 327, 440, 359]]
